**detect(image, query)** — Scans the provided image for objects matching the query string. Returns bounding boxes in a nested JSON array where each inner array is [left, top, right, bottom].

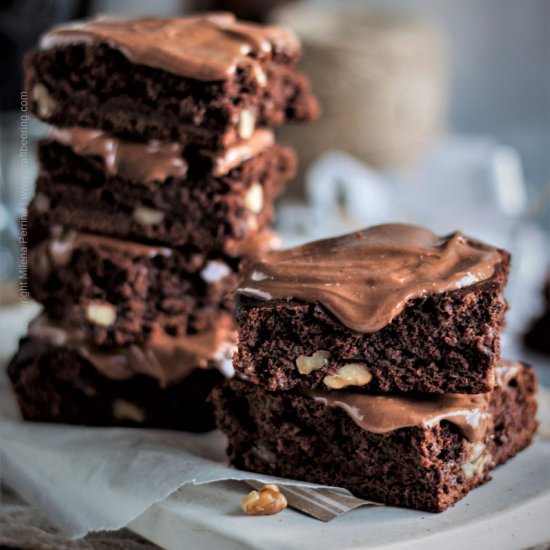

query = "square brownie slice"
[[27, 224, 241, 348], [24, 14, 319, 148], [8, 320, 231, 432], [235, 224, 510, 394], [212, 361, 538, 512], [31, 127, 295, 254]]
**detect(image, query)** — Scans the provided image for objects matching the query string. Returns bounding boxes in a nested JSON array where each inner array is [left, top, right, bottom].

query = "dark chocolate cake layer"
[[235, 224, 510, 394], [8, 335, 227, 432], [32, 128, 294, 254], [212, 362, 538, 512], [25, 14, 318, 147], [28, 225, 239, 347]]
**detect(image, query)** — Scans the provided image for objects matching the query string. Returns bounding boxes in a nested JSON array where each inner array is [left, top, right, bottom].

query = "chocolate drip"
[[50, 127, 187, 183], [313, 391, 490, 442], [40, 13, 300, 81], [49, 127, 275, 182], [311, 362, 522, 442], [29, 314, 236, 387], [238, 224, 503, 333]]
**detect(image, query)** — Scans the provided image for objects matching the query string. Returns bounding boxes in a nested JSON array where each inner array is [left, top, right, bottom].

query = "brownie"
[[235, 224, 510, 394], [524, 273, 550, 355], [31, 128, 295, 253], [8, 335, 227, 432], [28, 224, 239, 347], [25, 14, 319, 148], [212, 362, 538, 512]]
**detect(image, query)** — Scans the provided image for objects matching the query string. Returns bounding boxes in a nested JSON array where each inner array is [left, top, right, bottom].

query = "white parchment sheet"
[[0, 411, 346, 538]]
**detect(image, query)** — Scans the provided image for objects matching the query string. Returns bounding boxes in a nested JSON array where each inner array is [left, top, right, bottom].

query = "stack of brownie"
[[213, 223, 539, 511], [8, 14, 318, 431]]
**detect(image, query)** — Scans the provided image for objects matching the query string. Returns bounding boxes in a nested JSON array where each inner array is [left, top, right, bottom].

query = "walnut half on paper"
[[240, 484, 288, 516]]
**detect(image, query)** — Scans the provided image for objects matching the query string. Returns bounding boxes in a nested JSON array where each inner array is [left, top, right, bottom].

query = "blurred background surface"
[[0, 0, 548, 356]]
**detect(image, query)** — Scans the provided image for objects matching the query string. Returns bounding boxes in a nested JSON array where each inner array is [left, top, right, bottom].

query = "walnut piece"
[[241, 484, 287, 516], [32, 83, 57, 118], [253, 65, 267, 87], [112, 399, 146, 423], [86, 302, 116, 327], [323, 363, 372, 389], [238, 109, 256, 139], [244, 182, 264, 214], [133, 206, 165, 226], [296, 350, 330, 375], [462, 442, 492, 479], [252, 444, 277, 464], [246, 215, 259, 232]]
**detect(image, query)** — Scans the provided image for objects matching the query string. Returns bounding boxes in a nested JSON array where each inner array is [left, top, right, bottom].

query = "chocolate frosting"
[[50, 127, 187, 183], [238, 223, 503, 333], [49, 127, 275, 182], [311, 362, 522, 442], [40, 13, 300, 81], [29, 314, 236, 387]]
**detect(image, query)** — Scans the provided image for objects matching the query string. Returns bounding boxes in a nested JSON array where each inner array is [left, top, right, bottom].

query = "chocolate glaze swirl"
[[49, 127, 275, 183], [50, 127, 188, 184], [40, 13, 300, 81], [238, 224, 503, 333], [29, 314, 236, 387], [311, 361, 522, 442]]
